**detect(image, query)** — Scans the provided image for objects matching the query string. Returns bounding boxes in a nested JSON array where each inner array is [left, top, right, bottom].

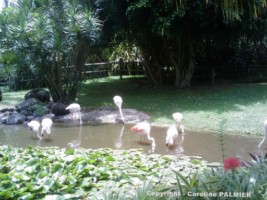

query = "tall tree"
[[126, 0, 267, 87], [0, 0, 102, 103]]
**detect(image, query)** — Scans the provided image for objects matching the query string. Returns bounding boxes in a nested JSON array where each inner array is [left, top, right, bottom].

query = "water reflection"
[[114, 125, 124, 149], [0, 123, 263, 162], [67, 124, 83, 148]]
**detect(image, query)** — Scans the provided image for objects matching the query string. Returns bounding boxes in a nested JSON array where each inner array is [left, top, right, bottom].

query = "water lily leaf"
[[139, 165, 148, 171], [51, 163, 63, 173], [66, 175, 77, 184], [15, 173, 31, 181], [64, 155, 76, 162], [191, 159, 201, 165], [27, 184, 43, 193], [119, 179, 129, 186], [0, 190, 13, 199], [43, 194, 65, 200], [57, 174, 67, 184], [42, 178, 55, 192], [65, 148, 75, 155], [105, 156, 115, 161], [17, 192, 33, 200], [1, 179, 14, 190]]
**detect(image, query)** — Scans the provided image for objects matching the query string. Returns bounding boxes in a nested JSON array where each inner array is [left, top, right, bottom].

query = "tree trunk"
[[171, 33, 195, 88]]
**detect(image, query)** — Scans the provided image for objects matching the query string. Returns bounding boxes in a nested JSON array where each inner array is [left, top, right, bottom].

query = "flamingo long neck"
[[118, 106, 125, 122], [146, 130, 155, 146]]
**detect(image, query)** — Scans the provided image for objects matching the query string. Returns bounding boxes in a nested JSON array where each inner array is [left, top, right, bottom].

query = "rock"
[[16, 98, 43, 111], [6, 113, 26, 125], [20, 109, 33, 116], [56, 107, 150, 124], [51, 103, 69, 116], [24, 88, 51, 103], [0, 108, 15, 113]]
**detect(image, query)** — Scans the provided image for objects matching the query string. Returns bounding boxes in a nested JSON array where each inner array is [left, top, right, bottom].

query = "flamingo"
[[130, 121, 155, 146], [258, 119, 267, 148], [166, 126, 178, 148], [27, 120, 41, 139], [113, 95, 125, 123], [172, 112, 185, 135], [66, 103, 82, 124], [41, 118, 53, 139]]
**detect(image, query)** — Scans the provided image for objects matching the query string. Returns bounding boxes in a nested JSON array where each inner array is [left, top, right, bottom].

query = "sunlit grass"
[[78, 76, 267, 136], [1, 77, 267, 136], [0, 90, 26, 109]]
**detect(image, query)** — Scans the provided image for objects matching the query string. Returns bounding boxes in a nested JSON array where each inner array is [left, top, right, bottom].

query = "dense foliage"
[[123, 0, 267, 87], [1, 145, 266, 199], [1, 0, 267, 98], [0, 145, 209, 199], [0, 0, 101, 103]]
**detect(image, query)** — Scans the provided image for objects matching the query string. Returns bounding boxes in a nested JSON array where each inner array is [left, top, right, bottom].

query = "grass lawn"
[[1, 76, 267, 136], [78, 76, 267, 136]]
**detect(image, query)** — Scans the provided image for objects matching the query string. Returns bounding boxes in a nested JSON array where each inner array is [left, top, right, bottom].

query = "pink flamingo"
[[66, 103, 82, 124], [130, 121, 155, 147]]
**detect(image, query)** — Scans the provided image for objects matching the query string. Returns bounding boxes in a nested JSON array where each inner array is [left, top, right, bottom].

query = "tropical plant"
[[0, 145, 208, 199], [0, 0, 102, 103]]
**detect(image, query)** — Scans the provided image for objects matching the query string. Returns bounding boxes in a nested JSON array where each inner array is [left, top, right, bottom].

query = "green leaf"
[[105, 156, 115, 162], [17, 193, 34, 200], [65, 148, 75, 155], [64, 155, 76, 162], [191, 159, 201, 165]]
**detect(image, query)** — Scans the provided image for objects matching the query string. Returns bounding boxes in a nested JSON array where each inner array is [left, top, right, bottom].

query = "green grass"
[[1, 76, 267, 136], [0, 89, 26, 109], [78, 76, 267, 136]]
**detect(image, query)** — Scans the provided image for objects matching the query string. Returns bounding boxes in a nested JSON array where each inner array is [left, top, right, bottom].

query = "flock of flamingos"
[[27, 95, 267, 152]]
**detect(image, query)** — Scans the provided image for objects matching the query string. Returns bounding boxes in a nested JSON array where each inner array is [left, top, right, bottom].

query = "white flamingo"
[[130, 121, 155, 147], [258, 119, 267, 148], [172, 112, 185, 135], [27, 120, 41, 139], [113, 95, 125, 123], [66, 103, 82, 124], [41, 118, 53, 139], [166, 126, 178, 148]]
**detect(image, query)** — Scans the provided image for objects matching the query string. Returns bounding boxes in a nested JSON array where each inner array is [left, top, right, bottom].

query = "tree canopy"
[[1, 0, 267, 102]]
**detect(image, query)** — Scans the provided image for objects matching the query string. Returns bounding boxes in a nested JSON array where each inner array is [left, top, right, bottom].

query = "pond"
[[0, 122, 263, 162]]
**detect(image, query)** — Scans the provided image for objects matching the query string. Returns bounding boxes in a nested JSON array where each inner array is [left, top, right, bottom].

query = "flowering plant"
[[224, 157, 241, 171]]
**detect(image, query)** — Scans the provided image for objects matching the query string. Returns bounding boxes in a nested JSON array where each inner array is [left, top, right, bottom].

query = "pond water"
[[0, 123, 264, 162]]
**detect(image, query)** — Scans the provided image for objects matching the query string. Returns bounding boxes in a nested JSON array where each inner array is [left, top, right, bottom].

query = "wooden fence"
[[83, 61, 144, 79], [0, 61, 145, 90]]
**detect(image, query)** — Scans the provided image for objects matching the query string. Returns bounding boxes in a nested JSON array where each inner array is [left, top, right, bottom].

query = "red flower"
[[224, 157, 241, 171]]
